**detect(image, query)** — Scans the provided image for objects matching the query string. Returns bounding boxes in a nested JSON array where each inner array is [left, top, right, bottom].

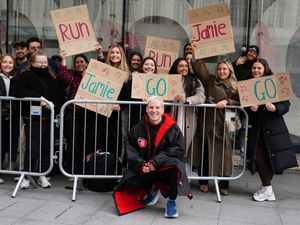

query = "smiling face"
[[217, 62, 230, 80], [252, 61, 265, 78], [142, 59, 156, 74], [246, 50, 257, 61], [0, 55, 15, 76], [184, 44, 193, 56], [74, 56, 88, 72], [28, 41, 42, 53], [15, 46, 27, 60], [109, 46, 122, 66], [146, 99, 164, 125], [177, 60, 189, 76], [130, 55, 142, 71], [32, 55, 48, 68]]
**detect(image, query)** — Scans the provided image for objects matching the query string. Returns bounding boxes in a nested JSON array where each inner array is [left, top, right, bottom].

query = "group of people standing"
[[0, 36, 298, 218]]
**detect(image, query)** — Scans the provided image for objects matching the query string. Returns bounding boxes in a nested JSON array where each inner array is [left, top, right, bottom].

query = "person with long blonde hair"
[[192, 59, 240, 195], [106, 43, 130, 82], [99, 44, 131, 161]]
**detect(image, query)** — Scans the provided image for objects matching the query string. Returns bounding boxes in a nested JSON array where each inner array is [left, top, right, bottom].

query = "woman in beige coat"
[[192, 60, 240, 195], [169, 58, 206, 173]]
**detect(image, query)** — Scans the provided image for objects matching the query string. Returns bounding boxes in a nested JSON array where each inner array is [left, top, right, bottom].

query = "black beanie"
[[247, 45, 260, 56]]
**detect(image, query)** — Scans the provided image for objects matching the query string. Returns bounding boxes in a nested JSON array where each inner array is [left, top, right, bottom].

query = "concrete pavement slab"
[[0, 171, 299, 225]]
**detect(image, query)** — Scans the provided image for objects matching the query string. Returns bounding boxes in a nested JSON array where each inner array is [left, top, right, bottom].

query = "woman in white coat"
[[169, 58, 206, 173]]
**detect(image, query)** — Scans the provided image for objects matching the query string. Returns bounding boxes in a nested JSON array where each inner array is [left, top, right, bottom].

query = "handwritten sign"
[[74, 59, 127, 117], [187, 2, 235, 59], [131, 73, 182, 100], [144, 36, 180, 73], [50, 5, 97, 56], [237, 73, 293, 107]]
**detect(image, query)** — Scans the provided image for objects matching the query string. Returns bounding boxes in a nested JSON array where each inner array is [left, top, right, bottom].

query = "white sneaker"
[[253, 185, 264, 197], [38, 176, 51, 188], [20, 178, 30, 189], [253, 187, 276, 202], [0, 178, 4, 184]]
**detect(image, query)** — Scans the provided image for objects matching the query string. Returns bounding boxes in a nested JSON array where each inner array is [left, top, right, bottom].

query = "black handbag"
[[84, 149, 118, 192]]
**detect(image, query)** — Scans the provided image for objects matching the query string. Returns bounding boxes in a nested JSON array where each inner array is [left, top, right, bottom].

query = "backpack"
[[84, 150, 118, 192]]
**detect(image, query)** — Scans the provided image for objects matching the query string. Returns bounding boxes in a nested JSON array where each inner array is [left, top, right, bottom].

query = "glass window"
[[0, 0, 299, 139]]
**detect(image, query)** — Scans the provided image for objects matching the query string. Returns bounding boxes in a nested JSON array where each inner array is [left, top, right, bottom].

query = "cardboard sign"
[[237, 73, 293, 107], [50, 5, 97, 56], [144, 36, 180, 73], [187, 2, 235, 59], [131, 73, 182, 101], [74, 59, 127, 117]]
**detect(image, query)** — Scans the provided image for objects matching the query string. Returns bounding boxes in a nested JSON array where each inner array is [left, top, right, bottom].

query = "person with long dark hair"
[[246, 58, 297, 201], [169, 58, 205, 175], [57, 51, 95, 175]]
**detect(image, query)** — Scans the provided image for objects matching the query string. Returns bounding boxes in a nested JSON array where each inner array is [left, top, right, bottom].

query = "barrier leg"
[[12, 173, 25, 198], [214, 178, 221, 202], [28, 176, 38, 188], [72, 176, 78, 201]]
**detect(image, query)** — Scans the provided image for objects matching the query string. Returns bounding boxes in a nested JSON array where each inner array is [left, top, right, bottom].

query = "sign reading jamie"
[[187, 2, 235, 59], [50, 5, 97, 57], [144, 36, 180, 73], [74, 59, 127, 117], [237, 73, 293, 107], [131, 73, 182, 101]]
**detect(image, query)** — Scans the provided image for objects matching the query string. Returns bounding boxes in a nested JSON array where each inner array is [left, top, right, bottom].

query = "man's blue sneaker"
[[164, 199, 179, 218], [142, 185, 160, 206]]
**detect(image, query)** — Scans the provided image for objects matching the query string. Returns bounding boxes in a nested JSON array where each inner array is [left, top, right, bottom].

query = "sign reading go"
[[131, 73, 182, 101], [237, 73, 293, 107]]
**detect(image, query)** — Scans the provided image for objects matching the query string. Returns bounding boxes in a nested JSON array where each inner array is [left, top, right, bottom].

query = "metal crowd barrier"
[[59, 100, 248, 202], [185, 104, 248, 202], [0, 97, 55, 197], [59, 100, 140, 201]]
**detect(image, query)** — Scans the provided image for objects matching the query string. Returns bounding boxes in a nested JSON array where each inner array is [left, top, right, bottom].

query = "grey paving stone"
[[0, 172, 299, 225], [0, 197, 45, 218], [279, 208, 300, 225], [220, 202, 282, 225], [0, 216, 18, 225]]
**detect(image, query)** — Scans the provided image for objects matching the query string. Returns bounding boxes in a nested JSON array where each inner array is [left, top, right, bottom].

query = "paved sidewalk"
[[0, 170, 299, 225]]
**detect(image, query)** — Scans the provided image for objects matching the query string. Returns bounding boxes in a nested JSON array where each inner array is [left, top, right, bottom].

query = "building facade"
[[1, 0, 300, 142]]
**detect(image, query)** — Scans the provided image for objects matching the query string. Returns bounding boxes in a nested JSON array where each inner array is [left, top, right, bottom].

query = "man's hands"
[[141, 161, 156, 174]]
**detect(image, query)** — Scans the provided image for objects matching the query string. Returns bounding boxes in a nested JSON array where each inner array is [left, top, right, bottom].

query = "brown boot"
[[199, 185, 208, 193], [220, 188, 229, 196]]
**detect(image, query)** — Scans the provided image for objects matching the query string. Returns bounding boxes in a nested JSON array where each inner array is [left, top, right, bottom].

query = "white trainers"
[[0, 178, 4, 184], [20, 178, 30, 189], [253, 186, 276, 202], [253, 185, 264, 197], [38, 176, 51, 188]]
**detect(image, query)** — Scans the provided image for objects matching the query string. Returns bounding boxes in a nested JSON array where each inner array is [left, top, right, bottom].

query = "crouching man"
[[113, 96, 192, 218]]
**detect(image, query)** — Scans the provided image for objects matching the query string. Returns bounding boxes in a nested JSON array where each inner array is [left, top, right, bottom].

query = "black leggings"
[[125, 168, 178, 200], [255, 136, 273, 186]]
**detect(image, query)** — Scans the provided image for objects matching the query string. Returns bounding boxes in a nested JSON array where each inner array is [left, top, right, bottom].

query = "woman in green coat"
[[192, 60, 240, 195]]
